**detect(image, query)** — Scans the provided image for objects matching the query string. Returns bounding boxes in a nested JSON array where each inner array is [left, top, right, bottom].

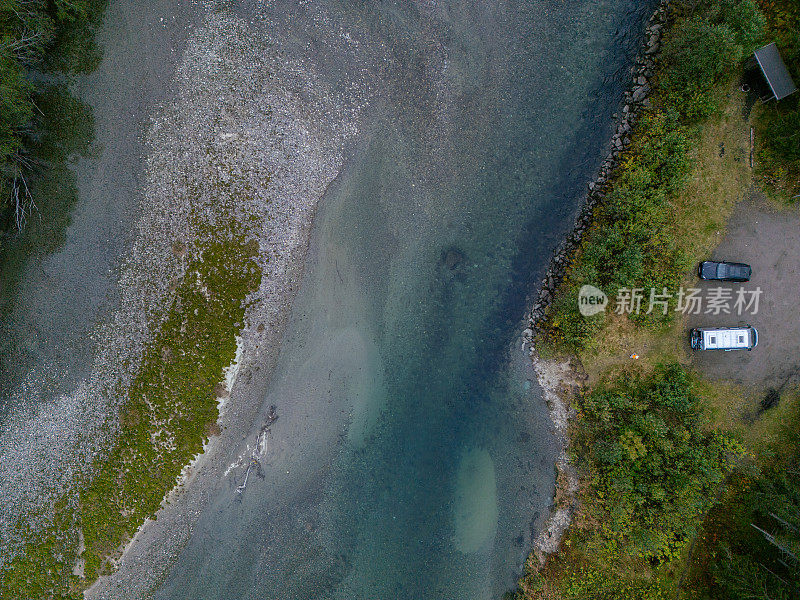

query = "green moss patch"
[[0, 226, 261, 598]]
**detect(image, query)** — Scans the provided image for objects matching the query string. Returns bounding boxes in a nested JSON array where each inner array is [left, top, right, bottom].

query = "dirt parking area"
[[688, 190, 800, 389]]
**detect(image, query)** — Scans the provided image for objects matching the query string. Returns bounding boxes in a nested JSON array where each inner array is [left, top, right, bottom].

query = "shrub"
[[659, 18, 740, 119], [659, 0, 766, 120], [575, 365, 741, 560], [549, 285, 604, 350], [716, 0, 767, 51]]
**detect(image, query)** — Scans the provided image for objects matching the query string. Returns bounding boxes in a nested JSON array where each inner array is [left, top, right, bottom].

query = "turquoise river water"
[[154, 1, 653, 599]]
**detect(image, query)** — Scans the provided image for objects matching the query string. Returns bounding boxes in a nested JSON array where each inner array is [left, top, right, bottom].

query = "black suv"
[[698, 260, 751, 282]]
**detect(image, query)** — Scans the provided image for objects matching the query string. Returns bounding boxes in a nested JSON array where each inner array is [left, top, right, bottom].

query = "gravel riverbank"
[[86, 9, 357, 597], [0, 0, 202, 569]]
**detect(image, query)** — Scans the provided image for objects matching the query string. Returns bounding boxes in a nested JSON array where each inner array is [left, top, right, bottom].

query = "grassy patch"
[[746, 385, 800, 453], [0, 226, 262, 598], [671, 83, 752, 259], [577, 312, 684, 386], [693, 377, 753, 433], [79, 228, 261, 580]]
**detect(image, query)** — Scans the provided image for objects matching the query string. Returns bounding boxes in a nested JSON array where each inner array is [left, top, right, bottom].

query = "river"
[[0, 0, 652, 598], [151, 1, 652, 599]]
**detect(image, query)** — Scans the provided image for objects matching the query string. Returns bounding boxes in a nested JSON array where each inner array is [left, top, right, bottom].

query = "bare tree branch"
[[9, 160, 36, 230]]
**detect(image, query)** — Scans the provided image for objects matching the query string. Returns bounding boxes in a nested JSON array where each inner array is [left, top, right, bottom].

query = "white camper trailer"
[[690, 326, 758, 351]]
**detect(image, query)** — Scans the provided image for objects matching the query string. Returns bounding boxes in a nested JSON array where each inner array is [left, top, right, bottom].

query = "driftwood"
[[235, 458, 265, 497], [235, 406, 279, 498], [266, 404, 279, 425], [9, 156, 37, 230]]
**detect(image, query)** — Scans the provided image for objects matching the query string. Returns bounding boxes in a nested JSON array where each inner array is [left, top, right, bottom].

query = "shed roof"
[[754, 42, 797, 101]]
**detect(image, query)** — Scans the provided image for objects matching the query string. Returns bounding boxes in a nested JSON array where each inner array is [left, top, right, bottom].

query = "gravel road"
[[689, 189, 800, 390]]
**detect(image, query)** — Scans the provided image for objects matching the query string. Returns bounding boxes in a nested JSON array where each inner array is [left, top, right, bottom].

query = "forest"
[[0, 0, 105, 231]]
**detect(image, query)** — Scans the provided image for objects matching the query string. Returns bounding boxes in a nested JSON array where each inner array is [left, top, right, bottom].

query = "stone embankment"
[[524, 0, 670, 570], [524, 1, 669, 343]]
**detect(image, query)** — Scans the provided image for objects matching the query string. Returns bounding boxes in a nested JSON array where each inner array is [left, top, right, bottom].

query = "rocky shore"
[[524, 0, 669, 341], [524, 0, 670, 567]]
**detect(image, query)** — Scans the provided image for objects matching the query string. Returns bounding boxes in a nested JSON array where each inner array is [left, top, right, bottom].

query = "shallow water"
[[154, 1, 652, 598]]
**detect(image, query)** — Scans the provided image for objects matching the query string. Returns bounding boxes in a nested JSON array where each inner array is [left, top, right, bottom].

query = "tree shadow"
[[0, 83, 96, 398]]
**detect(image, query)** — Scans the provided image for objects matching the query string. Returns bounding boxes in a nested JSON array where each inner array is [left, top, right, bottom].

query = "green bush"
[[659, 18, 741, 119], [575, 365, 740, 561], [659, 0, 766, 120], [716, 0, 767, 50], [550, 284, 604, 349]]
